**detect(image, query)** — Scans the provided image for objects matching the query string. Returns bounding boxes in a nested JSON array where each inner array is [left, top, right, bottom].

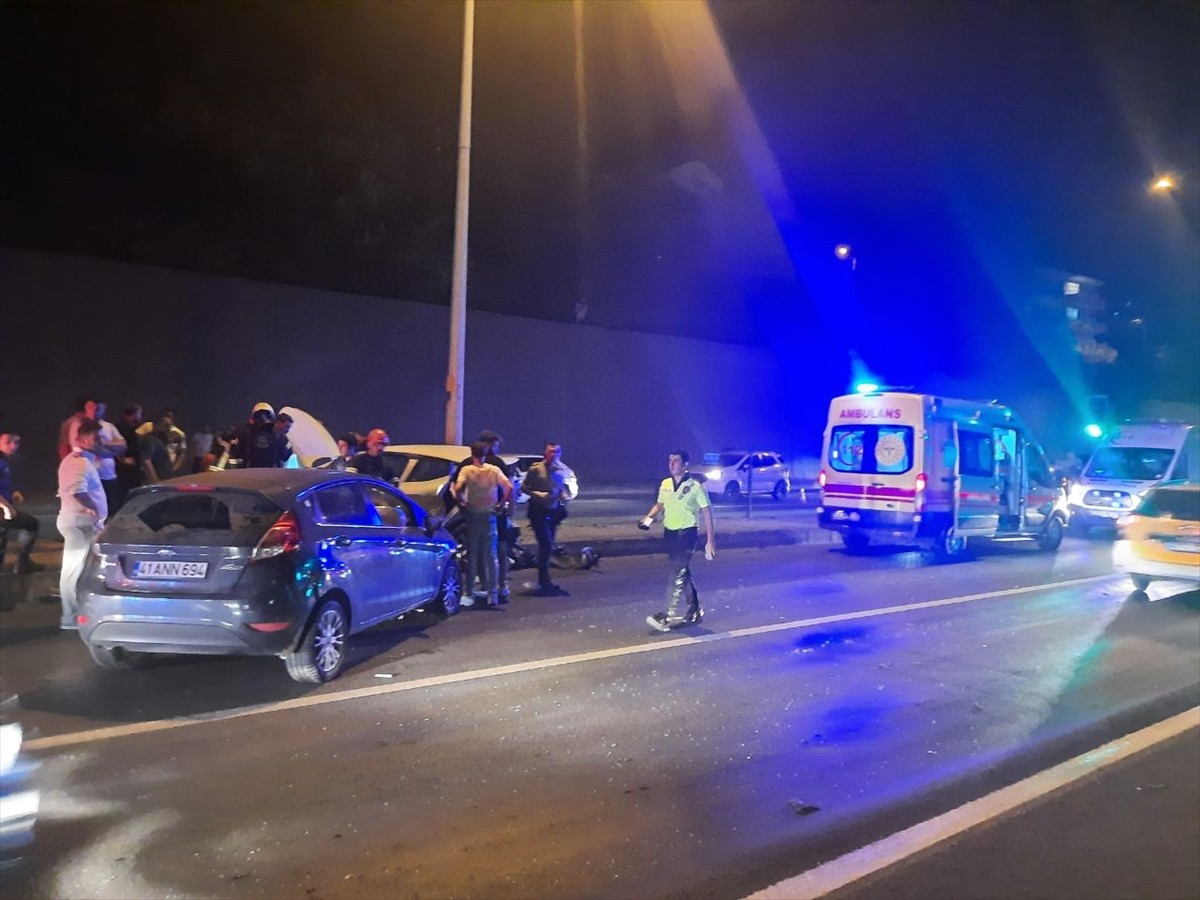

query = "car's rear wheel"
[[933, 528, 968, 562], [1037, 515, 1064, 552], [286, 598, 349, 683], [435, 557, 462, 616], [86, 643, 146, 670], [771, 480, 788, 501], [1130, 573, 1152, 591]]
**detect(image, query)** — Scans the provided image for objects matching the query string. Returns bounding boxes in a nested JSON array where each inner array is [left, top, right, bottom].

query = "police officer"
[[640, 449, 715, 632]]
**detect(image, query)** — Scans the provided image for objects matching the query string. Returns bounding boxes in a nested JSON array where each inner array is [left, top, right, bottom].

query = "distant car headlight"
[[1068, 484, 1086, 505], [707, 469, 722, 481]]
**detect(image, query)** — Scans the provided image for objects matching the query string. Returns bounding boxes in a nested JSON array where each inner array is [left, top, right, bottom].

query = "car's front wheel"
[[86, 643, 146, 670], [723, 482, 741, 503], [1037, 515, 1064, 552], [286, 598, 349, 683]]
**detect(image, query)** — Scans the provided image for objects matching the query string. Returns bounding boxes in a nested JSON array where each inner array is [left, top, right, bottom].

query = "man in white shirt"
[[57, 418, 108, 631], [92, 401, 128, 513]]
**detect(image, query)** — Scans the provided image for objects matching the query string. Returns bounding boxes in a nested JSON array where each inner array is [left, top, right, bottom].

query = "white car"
[[701, 450, 790, 502], [383, 445, 576, 513]]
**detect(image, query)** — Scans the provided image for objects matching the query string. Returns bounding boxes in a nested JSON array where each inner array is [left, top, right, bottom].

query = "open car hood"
[[279, 406, 339, 467]]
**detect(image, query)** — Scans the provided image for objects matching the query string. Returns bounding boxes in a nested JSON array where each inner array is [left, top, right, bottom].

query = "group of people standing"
[[4, 398, 720, 637], [448, 430, 575, 607]]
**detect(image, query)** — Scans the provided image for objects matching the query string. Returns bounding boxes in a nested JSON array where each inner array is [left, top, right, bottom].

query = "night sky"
[[2, 0, 1197, 409]]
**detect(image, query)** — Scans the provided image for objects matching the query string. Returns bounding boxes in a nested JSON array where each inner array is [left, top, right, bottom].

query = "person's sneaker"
[[683, 602, 704, 624], [646, 613, 671, 633], [496, 591, 510, 604], [59, 621, 78, 631], [460, 594, 476, 608]]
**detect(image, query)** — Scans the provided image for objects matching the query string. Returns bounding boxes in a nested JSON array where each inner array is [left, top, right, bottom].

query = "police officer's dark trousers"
[[663, 526, 699, 619]]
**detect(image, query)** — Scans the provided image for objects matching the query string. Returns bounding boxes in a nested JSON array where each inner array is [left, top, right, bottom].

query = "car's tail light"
[[251, 511, 301, 562], [818, 469, 826, 488]]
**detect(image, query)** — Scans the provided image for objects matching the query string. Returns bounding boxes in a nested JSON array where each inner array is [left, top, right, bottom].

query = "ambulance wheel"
[[842, 532, 870, 554], [1037, 515, 1064, 552], [934, 528, 967, 562]]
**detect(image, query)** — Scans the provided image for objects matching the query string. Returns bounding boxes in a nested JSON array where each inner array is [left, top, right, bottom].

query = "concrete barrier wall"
[[1, 247, 810, 489]]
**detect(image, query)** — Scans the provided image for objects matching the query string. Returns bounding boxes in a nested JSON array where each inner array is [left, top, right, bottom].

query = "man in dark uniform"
[[230, 402, 290, 469], [347, 428, 392, 481]]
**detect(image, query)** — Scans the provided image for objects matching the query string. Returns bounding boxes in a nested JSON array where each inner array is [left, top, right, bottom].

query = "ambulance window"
[[959, 431, 994, 478], [1025, 446, 1052, 487], [830, 428, 866, 473], [830, 426, 914, 474], [874, 427, 911, 474]]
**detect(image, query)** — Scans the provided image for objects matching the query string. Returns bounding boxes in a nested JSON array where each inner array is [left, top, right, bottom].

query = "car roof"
[[385, 444, 471, 461], [131, 467, 393, 506]]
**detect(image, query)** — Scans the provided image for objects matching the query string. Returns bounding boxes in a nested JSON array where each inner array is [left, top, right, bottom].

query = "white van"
[[1069, 421, 1199, 531], [817, 392, 1068, 560]]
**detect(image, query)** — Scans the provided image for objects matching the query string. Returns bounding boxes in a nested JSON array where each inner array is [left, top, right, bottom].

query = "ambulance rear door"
[[924, 416, 959, 520]]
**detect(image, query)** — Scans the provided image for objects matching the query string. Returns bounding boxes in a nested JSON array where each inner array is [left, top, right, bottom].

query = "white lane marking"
[[747, 706, 1200, 900], [26, 574, 1117, 752]]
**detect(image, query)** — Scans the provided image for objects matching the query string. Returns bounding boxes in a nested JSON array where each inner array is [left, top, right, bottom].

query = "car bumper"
[[1070, 505, 1130, 529], [818, 506, 918, 539], [1113, 540, 1200, 583], [77, 589, 308, 656]]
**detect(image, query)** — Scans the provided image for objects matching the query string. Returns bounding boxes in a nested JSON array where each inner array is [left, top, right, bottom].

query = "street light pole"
[[445, 0, 475, 445]]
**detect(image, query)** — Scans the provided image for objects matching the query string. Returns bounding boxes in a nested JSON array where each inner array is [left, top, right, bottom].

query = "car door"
[[362, 483, 443, 610], [312, 483, 396, 626]]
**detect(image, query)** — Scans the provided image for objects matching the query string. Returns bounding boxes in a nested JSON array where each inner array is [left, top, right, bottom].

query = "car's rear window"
[[829, 425, 914, 475], [102, 490, 283, 545], [1135, 489, 1200, 522]]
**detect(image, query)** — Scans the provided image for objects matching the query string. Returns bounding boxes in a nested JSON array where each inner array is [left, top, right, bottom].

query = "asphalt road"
[[2, 525, 1198, 899]]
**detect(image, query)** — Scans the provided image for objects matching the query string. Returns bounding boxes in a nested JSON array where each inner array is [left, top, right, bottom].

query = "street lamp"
[[1149, 174, 1178, 194], [834, 243, 856, 269]]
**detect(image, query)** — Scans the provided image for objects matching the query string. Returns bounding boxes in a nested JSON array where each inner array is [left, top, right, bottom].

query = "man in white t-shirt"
[[57, 418, 108, 631]]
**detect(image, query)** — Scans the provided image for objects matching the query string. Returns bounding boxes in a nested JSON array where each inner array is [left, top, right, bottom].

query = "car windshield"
[[1085, 447, 1176, 481], [1135, 489, 1200, 521], [102, 489, 283, 546]]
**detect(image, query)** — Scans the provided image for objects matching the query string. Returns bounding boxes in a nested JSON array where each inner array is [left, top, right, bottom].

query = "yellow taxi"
[[1113, 481, 1200, 592]]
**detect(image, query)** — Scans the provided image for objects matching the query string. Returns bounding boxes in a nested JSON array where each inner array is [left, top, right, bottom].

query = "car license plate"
[[132, 560, 209, 579]]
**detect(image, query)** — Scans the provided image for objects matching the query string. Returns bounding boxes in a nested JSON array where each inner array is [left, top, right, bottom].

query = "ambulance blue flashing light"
[[1084, 423, 1103, 439], [854, 382, 881, 395]]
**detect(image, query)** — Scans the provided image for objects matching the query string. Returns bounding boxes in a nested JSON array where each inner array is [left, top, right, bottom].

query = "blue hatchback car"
[[77, 469, 462, 682]]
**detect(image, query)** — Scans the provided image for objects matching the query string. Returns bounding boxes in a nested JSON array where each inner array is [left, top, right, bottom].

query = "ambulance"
[[1069, 421, 1198, 531], [817, 391, 1068, 560]]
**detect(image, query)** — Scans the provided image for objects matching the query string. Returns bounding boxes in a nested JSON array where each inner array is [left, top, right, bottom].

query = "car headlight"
[[1067, 484, 1086, 505], [707, 469, 722, 481]]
